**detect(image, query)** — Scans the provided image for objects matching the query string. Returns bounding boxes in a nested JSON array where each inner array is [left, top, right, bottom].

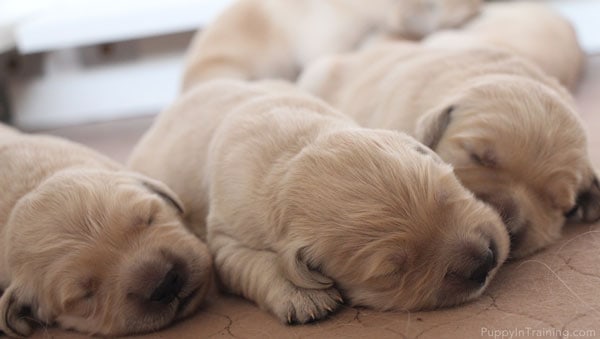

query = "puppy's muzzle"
[[467, 245, 497, 286], [128, 253, 191, 309], [149, 268, 185, 305], [445, 241, 499, 291]]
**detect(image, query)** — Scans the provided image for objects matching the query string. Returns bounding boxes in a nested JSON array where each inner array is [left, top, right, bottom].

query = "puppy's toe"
[[273, 286, 342, 324]]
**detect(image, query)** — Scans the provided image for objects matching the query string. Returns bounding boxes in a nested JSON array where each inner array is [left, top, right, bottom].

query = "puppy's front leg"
[[208, 224, 342, 324]]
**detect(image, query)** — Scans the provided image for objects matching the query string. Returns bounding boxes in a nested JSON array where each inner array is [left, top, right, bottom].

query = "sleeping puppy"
[[423, 1, 584, 90], [299, 42, 600, 258], [0, 124, 212, 337], [181, 0, 481, 91], [129, 79, 509, 323]]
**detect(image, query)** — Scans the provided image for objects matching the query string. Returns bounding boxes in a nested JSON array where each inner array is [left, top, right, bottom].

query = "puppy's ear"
[[414, 105, 454, 150], [280, 245, 334, 290], [568, 176, 600, 223], [130, 173, 185, 215], [0, 285, 35, 337]]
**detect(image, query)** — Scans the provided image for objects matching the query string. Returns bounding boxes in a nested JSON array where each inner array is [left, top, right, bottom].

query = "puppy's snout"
[[150, 268, 185, 304], [445, 242, 499, 291], [127, 250, 192, 305], [468, 246, 496, 285]]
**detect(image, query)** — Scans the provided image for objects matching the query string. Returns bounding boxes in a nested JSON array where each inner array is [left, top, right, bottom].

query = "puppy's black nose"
[[468, 246, 496, 285], [150, 268, 184, 304]]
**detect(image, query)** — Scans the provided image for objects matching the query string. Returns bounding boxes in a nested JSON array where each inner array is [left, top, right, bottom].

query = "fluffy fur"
[[0, 124, 213, 336], [299, 42, 600, 258], [181, 0, 481, 90], [129, 79, 509, 323], [423, 1, 584, 89]]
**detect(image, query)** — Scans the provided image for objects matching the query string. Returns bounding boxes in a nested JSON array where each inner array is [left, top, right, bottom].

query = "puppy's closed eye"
[[133, 213, 156, 228], [564, 204, 580, 219], [470, 151, 497, 168], [372, 256, 406, 279], [78, 277, 98, 300], [62, 278, 98, 315]]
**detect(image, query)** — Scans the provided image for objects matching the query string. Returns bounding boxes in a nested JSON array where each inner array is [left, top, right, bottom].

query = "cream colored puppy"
[[299, 42, 600, 258], [129, 79, 509, 323], [423, 1, 584, 89], [0, 124, 212, 337], [181, 0, 481, 91]]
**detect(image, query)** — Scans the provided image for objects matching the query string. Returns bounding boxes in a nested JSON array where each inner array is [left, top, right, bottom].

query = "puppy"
[[423, 1, 585, 89], [0, 124, 213, 337], [299, 42, 600, 258], [129, 79, 509, 323], [181, 0, 481, 91]]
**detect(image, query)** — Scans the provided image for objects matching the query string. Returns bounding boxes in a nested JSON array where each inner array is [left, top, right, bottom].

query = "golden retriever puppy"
[[423, 1, 584, 89], [0, 124, 213, 337], [181, 0, 481, 91], [299, 42, 600, 258], [129, 79, 509, 323]]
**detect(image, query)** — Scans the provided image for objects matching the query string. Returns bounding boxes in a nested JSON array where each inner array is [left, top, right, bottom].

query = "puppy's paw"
[[269, 285, 342, 324], [0, 295, 34, 337]]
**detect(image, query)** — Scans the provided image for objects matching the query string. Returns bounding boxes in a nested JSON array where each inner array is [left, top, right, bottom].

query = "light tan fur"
[[299, 42, 600, 258], [181, 0, 481, 91], [423, 2, 584, 90], [0, 125, 213, 337], [129, 79, 509, 323]]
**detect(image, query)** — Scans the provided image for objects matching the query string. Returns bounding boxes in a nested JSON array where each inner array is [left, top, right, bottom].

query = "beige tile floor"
[[28, 56, 600, 338]]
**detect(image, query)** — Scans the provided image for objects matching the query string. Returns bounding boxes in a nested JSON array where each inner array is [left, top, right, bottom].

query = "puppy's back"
[[129, 79, 345, 238], [424, 2, 584, 89], [0, 129, 120, 228], [300, 42, 568, 131], [129, 79, 274, 185], [129, 80, 255, 234]]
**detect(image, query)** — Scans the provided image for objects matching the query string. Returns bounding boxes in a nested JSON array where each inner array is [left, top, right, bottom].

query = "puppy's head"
[[279, 129, 509, 311], [0, 170, 212, 336], [385, 0, 481, 38], [415, 75, 600, 258]]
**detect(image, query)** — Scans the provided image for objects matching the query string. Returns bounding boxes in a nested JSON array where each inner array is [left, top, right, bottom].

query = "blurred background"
[[0, 0, 598, 132], [0, 0, 234, 130]]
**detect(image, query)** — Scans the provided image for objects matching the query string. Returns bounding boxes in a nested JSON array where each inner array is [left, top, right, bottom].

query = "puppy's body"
[[130, 80, 509, 323], [424, 2, 584, 89], [181, 0, 480, 90], [0, 126, 212, 336], [0, 129, 118, 226], [299, 43, 600, 258]]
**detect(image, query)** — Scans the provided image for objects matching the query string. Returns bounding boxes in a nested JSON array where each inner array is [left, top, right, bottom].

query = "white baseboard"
[[11, 51, 184, 130]]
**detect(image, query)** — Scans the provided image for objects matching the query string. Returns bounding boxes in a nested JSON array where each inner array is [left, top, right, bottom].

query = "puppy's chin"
[[175, 287, 206, 319], [434, 264, 501, 309]]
